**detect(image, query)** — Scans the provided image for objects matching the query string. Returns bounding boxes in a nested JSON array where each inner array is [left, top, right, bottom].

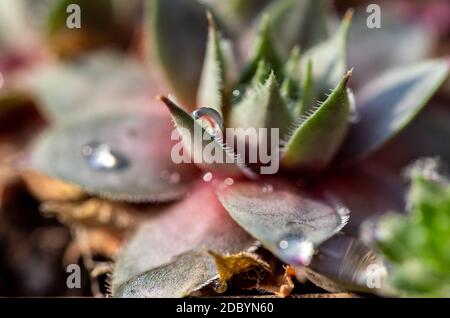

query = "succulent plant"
[[1, 0, 450, 297]]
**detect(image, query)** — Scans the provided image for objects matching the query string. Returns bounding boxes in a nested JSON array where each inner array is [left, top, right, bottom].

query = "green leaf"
[[238, 15, 283, 85], [30, 109, 197, 203], [158, 96, 255, 178], [338, 59, 450, 164], [203, 0, 271, 30], [197, 13, 227, 117], [281, 46, 301, 102], [281, 71, 352, 172], [300, 57, 314, 116], [112, 183, 256, 297], [264, 0, 330, 57], [217, 179, 349, 267], [251, 59, 271, 86], [300, 10, 352, 101], [148, 0, 208, 108], [230, 72, 293, 138], [369, 159, 450, 297]]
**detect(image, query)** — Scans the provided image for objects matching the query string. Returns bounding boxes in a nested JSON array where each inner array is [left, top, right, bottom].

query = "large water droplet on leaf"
[[192, 107, 223, 136], [82, 142, 128, 171]]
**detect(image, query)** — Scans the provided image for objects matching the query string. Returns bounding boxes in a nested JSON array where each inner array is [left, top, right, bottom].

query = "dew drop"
[[232, 89, 240, 97], [192, 107, 223, 136], [277, 238, 314, 266], [203, 172, 213, 182], [82, 142, 128, 171], [224, 177, 234, 186], [160, 170, 181, 184], [261, 184, 274, 193], [213, 280, 227, 294]]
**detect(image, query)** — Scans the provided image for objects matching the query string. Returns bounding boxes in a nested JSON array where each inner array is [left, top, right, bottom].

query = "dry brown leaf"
[[21, 170, 86, 202], [40, 198, 144, 231], [64, 227, 123, 263], [209, 251, 271, 293]]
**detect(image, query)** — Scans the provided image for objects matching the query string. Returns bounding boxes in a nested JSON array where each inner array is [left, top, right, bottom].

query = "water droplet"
[[232, 90, 240, 97], [262, 184, 274, 193], [224, 177, 234, 186], [203, 172, 213, 182], [279, 240, 289, 249], [169, 172, 181, 184], [213, 280, 227, 294], [192, 107, 223, 136], [277, 238, 314, 266], [82, 142, 128, 171]]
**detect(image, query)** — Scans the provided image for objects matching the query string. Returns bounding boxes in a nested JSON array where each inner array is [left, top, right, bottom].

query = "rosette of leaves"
[[4, 0, 449, 297]]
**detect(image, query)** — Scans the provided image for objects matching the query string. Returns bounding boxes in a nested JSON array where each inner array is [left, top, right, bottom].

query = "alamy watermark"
[[367, 4, 382, 29], [66, 4, 81, 29], [66, 264, 81, 289], [171, 125, 280, 175], [365, 263, 387, 289]]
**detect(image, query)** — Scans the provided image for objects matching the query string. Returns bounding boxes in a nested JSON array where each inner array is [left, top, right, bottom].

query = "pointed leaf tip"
[[282, 72, 352, 172], [159, 96, 255, 178]]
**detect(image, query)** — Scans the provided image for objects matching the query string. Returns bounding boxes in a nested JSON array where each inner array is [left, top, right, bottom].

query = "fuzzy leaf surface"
[[281, 72, 352, 172]]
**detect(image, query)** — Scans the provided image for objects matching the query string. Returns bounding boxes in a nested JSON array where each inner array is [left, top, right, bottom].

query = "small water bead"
[[277, 238, 314, 266], [261, 184, 274, 193], [232, 90, 240, 97], [203, 172, 213, 182], [82, 142, 128, 171], [223, 177, 234, 186]]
